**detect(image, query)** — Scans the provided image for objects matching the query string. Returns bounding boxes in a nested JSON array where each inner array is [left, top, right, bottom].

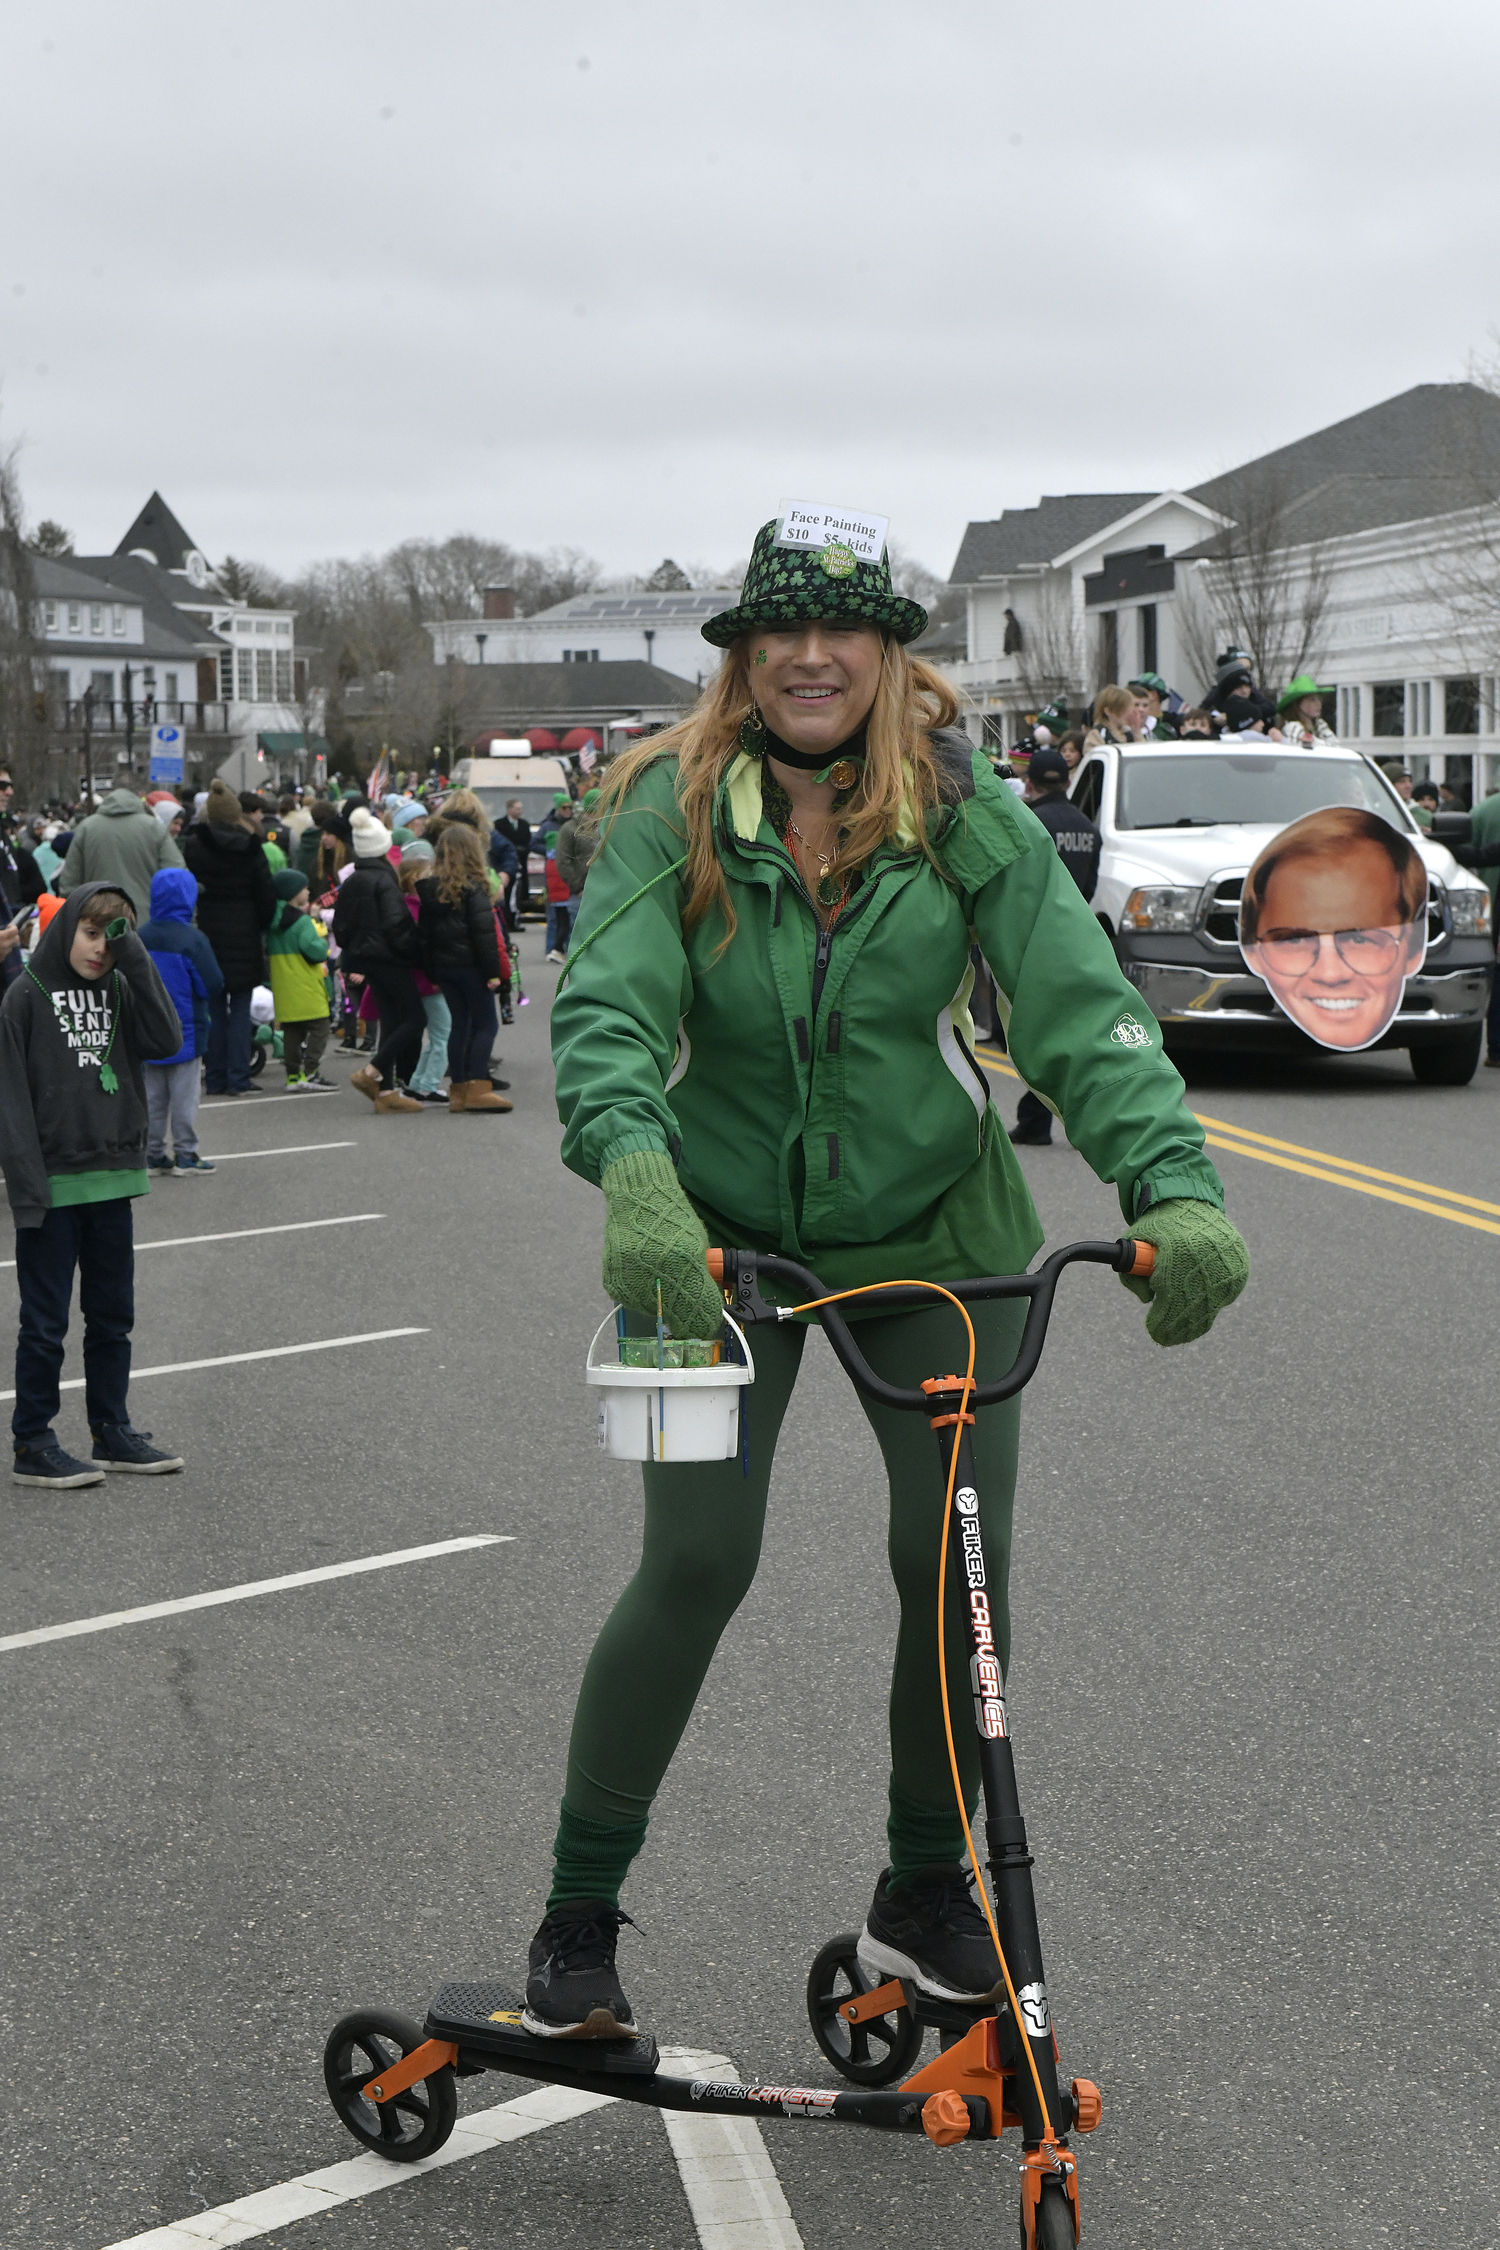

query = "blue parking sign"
[[149, 724, 185, 785]]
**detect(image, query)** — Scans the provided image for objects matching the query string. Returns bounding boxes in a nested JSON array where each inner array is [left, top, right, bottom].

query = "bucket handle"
[[586, 1307, 755, 1382]]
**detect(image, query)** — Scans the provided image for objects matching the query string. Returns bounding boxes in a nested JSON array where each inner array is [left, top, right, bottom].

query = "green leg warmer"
[[545, 1297, 1024, 1906]]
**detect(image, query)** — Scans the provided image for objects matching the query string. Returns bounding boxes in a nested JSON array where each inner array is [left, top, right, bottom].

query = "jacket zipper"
[[811, 922, 833, 1019]]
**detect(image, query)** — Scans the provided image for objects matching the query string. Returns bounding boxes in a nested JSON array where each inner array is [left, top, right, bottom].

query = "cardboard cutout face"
[[1239, 808, 1427, 1051]]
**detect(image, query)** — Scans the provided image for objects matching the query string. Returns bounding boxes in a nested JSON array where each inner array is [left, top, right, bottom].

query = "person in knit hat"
[[330, 807, 424, 1111], [266, 869, 334, 1089]]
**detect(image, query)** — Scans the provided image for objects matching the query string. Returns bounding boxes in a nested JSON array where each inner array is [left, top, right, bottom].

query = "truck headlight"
[[1447, 883, 1492, 938], [1121, 886, 1199, 933]]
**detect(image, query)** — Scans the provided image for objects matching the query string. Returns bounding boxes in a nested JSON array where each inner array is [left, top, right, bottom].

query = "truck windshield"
[[1117, 755, 1401, 830]]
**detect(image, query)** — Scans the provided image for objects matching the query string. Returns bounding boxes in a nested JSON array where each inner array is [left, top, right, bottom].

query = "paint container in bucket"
[[586, 1310, 755, 1462]]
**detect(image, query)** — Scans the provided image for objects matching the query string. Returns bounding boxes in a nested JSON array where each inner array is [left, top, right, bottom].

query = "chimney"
[[483, 586, 515, 620]]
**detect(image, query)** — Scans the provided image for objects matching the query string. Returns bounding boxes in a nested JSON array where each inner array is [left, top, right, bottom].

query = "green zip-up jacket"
[[552, 732, 1223, 1293], [265, 902, 330, 1022]]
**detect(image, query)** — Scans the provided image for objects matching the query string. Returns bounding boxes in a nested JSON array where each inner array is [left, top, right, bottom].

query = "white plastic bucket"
[[586, 1311, 755, 1463]]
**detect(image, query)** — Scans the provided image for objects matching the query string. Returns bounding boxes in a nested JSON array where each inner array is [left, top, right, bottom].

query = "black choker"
[[760, 723, 867, 773]]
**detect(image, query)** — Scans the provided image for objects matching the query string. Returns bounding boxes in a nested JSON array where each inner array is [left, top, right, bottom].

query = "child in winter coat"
[[265, 870, 332, 1088], [137, 866, 224, 1175], [0, 883, 187, 1486]]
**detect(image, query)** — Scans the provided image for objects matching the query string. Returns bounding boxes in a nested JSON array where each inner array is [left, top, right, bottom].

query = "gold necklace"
[[786, 818, 839, 880]]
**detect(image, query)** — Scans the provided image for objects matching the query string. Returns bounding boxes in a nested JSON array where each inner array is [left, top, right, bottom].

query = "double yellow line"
[[975, 1044, 1500, 1241]]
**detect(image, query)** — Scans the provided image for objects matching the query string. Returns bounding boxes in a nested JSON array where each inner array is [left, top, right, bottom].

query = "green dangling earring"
[[737, 704, 766, 757]]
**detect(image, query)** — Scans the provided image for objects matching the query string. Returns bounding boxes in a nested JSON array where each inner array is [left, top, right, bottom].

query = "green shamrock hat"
[[701, 519, 928, 649]]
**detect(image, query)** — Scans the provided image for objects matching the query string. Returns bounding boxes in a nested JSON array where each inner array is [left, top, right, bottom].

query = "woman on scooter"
[[528, 515, 1249, 2042]]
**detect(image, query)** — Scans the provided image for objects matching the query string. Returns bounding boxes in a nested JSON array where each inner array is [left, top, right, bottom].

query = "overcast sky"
[[4, 0, 1498, 588]]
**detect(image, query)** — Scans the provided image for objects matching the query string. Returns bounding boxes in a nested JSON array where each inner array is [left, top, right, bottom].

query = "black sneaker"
[[1008, 1122, 1053, 1147], [522, 1901, 639, 2039], [149, 1158, 176, 1179], [13, 1441, 105, 1489], [90, 1425, 185, 1474], [858, 1865, 1001, 2002]]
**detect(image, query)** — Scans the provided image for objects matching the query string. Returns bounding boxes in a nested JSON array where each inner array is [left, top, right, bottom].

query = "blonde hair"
[[433, 818, 488, 905], [1092, 685, 1136, 726], [436, 789, 488, 836], [598, 633, 961, 948]]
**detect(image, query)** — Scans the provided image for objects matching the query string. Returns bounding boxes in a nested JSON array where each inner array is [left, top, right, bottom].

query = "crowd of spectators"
[[0, 763, 604, 1133]]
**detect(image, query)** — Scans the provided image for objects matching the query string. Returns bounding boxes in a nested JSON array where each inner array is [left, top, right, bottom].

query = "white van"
[[449, 753, 573, 829]]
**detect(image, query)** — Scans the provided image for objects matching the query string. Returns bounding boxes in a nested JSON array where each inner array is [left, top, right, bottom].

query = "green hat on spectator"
[[1277, 675, 1330, 713]]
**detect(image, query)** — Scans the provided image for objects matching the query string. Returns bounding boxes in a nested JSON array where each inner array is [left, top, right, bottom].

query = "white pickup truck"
[[1068, 739, 1493, 1083]]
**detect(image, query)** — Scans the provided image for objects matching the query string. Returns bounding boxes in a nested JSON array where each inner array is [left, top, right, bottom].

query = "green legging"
[[549, 1296, 1025, 1907]]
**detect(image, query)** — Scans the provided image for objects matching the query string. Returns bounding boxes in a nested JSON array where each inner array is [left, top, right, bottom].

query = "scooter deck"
[[425, 1981, 661, 2077]]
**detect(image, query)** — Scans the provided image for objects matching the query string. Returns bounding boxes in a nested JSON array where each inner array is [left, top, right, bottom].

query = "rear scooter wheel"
[[323, 2007, 457, 2162], [806, 1933, 923, 2086]]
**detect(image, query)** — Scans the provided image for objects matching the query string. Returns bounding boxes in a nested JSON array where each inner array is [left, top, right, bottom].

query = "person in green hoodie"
[[265, 870, 333, 1088], [523, 517, 1249, 2044]]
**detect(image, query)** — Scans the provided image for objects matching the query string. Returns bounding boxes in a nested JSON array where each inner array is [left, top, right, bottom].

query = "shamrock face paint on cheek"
[[754, 647, 767, 664]]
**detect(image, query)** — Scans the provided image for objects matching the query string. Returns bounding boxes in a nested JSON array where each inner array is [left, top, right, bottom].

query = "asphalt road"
[[1, 956, 1496, 2250]]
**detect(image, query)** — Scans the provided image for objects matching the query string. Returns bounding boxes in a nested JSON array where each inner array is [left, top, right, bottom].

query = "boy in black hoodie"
[[0, 883, 188, 1486]]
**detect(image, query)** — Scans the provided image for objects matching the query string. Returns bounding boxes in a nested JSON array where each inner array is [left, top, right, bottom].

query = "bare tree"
[[1174, 469, 1334, 699], [885, 540, 945, 606], [1016, 573, 1085, 707], [0, 445, 53, 806]]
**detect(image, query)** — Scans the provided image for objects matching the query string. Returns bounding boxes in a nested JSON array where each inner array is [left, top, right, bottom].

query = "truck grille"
[[1202, 877, 1243, 945], [1203, 874, 1448, 952]]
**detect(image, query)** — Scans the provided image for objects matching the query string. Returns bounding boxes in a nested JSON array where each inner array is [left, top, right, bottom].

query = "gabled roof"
[[950, 382, 1500, 589], [949, 494, 1156, 583], [31, 557, 133, 604], [1185, 382, 1500, 543], [113, 491, 206, 571], [69, 553, 224, 655]]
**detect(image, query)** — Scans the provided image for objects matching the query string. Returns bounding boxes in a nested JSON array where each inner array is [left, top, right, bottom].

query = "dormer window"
[[43, 602, 56, 630], [89, 604, 103, 634], [68, 604, 80, 632], [112, 605, 125, 636]]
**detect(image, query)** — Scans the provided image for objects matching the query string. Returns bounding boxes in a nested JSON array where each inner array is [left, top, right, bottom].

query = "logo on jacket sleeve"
[[1109, 1014, 1151, 1048]]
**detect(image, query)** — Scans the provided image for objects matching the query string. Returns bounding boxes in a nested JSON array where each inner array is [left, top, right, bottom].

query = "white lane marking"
[[658, 2048, 805, 2249], [0, 1326, 427, 1401], [0, 1534, 510, 1653], [199, 1141, 357, 1160], [0, 1214, 384, 1271], [97, 2080, 614, 2248], [198, 1090, 341, 1109]]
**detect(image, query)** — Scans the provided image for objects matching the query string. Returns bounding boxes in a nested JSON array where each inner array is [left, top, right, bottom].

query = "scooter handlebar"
[[705, 1234, 1156, 1412]]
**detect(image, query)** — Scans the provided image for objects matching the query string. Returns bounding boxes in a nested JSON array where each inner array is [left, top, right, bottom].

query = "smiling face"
[[746, 622, 885, 753], [1243, 841, 1425, 1049]]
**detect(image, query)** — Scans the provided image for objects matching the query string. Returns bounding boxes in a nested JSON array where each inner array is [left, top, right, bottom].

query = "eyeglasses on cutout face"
[[1255, 926, 1412, 975]]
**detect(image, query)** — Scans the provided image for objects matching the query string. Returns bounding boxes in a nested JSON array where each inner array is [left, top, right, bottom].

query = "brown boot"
[[373, 1087, 423, 1114], [350, 1063, 381, 1103], [462, 1079, 513, 1112], [446, 1079, 468, 1113]]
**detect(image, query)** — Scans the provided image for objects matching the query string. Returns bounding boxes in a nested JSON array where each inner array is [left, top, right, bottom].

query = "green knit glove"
[[601, 1149, 726, 1337], [1120, 1197, 1249, 1347]]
